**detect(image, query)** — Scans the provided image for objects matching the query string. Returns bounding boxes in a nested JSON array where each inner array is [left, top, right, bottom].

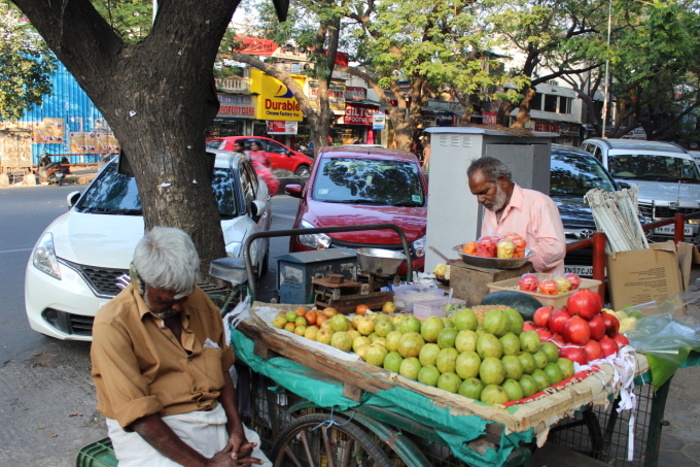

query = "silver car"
[[580, 138, 700, 242]]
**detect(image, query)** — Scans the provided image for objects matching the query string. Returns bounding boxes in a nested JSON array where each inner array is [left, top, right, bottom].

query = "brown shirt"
[[91, 284, 235, 430]]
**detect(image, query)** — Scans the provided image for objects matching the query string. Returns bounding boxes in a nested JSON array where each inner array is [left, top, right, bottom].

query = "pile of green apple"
[[357, 308, 576, 405]]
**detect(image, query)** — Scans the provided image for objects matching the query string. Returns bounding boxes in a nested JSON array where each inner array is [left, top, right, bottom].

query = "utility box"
[[423, 127, 556, 272], [277, 249, 358, 305]]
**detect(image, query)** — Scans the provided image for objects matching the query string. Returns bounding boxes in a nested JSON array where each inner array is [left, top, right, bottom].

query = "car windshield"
[[608, 153, 700, 183], [550, 151, 617, 196], [75, 162, 240, 217], [312, 157, 425, 206]]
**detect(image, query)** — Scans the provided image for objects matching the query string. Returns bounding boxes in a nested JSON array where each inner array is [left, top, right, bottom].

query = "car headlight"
[[298, 220, 332, 249], [225, 241, 243, 257], [412, 236, 426, 258], [32, 232, 61, 279]]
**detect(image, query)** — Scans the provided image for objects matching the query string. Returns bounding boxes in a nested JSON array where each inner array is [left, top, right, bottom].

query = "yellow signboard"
[[249, 69, 304, 121]]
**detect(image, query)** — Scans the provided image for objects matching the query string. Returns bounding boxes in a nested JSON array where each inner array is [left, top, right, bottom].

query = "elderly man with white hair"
[[91, 227, 270, 467]]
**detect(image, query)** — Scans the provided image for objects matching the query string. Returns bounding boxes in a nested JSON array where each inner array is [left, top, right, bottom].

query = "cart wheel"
[[270, 413, 393, 467]]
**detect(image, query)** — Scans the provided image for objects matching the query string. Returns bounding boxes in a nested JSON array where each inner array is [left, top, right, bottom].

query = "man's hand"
[[227, 428, 260, 464], [207, 442, 263, 467]]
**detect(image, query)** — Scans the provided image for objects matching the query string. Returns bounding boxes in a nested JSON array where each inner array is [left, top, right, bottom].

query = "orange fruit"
[[323, 307, 339, 318], [295, 307, 308, 317], [316, 314, 328, 326], [355, 304, 370, 316], [306, 310, 318, 325]]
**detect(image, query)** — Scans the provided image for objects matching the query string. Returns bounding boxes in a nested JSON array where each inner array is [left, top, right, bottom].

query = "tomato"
[[599, 336, 619, 357], [523, 320, 538, 331], [538, 279, 559, 296], [518, 273, 539, 292], [563, 316, 591, 345], [536, 327, 553, 342], [564, 273, 582, 290], [533, 305, 554, 328], [560, 345, 588, 365], [600, 312, 620, 337], [613, 333, 630, 346], [588, 315, 606, 340], [355, 304, 370, 316], [566, 289, 602, 320], [584, 339, 602, 361], [476, 235, 497, 257], [549, 308, 572, 335]]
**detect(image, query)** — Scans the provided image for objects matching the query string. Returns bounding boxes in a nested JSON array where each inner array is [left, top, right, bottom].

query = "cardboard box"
[[450, 261, 534, 306], [606, 241, 700, 310]]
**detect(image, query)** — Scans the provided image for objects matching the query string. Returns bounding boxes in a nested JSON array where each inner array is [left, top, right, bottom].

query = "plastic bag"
[[623, 290, 700, 355]]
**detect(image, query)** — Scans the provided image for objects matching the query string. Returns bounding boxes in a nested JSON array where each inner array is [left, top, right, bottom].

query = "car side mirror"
[[285, 184, 303, 198], [67, 191, 81, 207], [250, 199, 267, 222], [618, 181, 631, 189]]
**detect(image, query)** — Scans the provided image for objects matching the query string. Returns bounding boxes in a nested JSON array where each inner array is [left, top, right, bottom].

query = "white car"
[[25, 150, 272, 340]]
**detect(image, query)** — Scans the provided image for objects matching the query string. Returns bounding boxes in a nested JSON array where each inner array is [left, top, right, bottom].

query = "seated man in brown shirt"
[[91, 227, 269, 466]]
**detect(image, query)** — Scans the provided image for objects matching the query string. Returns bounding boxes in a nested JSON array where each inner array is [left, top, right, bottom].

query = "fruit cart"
[[76, 225, 690, 466]]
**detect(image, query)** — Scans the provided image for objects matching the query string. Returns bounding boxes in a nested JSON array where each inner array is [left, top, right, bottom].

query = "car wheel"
[[295, 165, 310, 177]]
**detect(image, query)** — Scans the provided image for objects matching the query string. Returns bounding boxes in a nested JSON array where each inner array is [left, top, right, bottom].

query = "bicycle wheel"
[[270, 413, 393, 467]]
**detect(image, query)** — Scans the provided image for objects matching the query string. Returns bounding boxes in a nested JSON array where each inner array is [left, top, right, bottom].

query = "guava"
[[501, 355, 524, 381], [455, 330, 479, 353], [504, 308, 525, 335], [437, 327, 459, 349], [479, 357, 505, 385], [363, 343, 388, 366], [397, 332, 425, 358], [476, 333, 503, 359], [540, 342, 560, 363], [419, 343, 441, 367], [329, 314, 350, 332], [356, 317, 375, 336], [517, 351, 537, 375], [385, 330, 402, 352], [482, 309, 510, 337], [518, 374, 538, 397], [417, 365, 440, 387], [557, 357, 575, 380], [374, 319, 394, 337], [502, 378, 524, 402], [399, 316, 422, 334], [533, 350, 549, 370], [480, 384, 509, 405], [436, 348, 459, 374], [399, 357, 422, 380], [544, 363, 564, 385], [455, 351, 481, 379], [453, 309, 478, 332], [499, 332, 521, 356], [531, 368, 551, 391], [352, 336, 371, 353], [519, 330, 541, 353], [442, 318, 455, 329], [420, 316, 445, 343], [458, 377, 484, 400], [383, 351, 403, 373], [437, 372, 462, 393]]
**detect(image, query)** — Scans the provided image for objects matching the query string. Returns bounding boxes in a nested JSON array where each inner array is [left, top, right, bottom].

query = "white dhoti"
[[106, 404, 272, 466]]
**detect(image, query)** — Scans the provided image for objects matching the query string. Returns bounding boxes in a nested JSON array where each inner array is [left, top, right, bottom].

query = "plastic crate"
[[75, 437, 117, 467], [486, 273, 601, 308], [413, 298, 466, 320]]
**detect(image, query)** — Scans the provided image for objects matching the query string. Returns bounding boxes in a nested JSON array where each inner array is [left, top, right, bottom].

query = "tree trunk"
[[511, 87, 535, 128], [13, 0, 238, 272]]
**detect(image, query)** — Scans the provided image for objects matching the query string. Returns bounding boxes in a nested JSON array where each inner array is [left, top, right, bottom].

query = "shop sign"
[[372, 112, 386, 130], [249, 69, 304, 121], [482, 112, 498, 125], [342, 104, 376, 125], [306, 80, 346, 115], [345, 86, 367, 102], [217, 94, 256, 119], [215, 77, 249, 93], [534, 121, 560, 133], [267, 121, 298, 135]]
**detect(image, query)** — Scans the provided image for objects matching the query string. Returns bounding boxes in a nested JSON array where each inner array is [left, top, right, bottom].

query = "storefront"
[[206, 93, 256, 137]]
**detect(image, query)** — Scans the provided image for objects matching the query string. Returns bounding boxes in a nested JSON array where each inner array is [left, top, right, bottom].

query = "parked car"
[[549, 144, 626, 277], [25, 150, 272, 340], [689, 150, 700, 169], [580, 138, 700, 242], [206, 136, 314, 176], [285, 145, 428, 273]]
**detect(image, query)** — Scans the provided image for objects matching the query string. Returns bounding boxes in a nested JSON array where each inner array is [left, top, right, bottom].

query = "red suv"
[[285, 145, 427, 272], [206, 136, 314, 176]]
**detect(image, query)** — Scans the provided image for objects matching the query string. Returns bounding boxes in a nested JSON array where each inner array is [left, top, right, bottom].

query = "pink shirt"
[[481, 184, 566, 275]]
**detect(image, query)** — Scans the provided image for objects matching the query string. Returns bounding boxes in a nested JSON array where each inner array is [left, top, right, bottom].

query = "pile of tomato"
[[523, 289, 630, 365]]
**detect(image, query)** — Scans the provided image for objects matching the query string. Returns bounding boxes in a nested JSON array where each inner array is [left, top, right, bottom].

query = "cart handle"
[[243, 223, 414, 301]]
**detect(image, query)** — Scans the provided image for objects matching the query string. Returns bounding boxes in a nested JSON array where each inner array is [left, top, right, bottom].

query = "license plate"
[[564, 265, 593, 277], [654, 224, 694, 236]]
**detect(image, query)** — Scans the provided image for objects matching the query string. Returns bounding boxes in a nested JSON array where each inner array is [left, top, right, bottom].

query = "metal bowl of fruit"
[[453, 245, 535, 269]]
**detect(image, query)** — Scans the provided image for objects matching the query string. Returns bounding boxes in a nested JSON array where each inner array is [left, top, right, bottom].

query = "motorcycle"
[[37, 157, 71, 185]]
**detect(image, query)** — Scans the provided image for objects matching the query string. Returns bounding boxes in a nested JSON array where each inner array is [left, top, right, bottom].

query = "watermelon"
[[480, 291, 542, 321]]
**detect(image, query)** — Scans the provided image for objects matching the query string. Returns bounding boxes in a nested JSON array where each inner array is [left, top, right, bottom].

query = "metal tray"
[[453, 245, 535, 269]]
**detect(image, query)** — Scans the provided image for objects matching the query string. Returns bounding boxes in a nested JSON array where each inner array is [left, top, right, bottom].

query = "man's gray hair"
[[467, 157, 512, 183], [133, 227, 200, 294]]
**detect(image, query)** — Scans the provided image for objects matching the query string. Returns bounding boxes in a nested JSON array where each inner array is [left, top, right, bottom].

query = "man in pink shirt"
[[467, 157, 566, 275]]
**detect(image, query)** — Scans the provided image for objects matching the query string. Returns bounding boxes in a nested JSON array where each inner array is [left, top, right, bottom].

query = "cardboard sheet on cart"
[[242, 302, 649, 434]]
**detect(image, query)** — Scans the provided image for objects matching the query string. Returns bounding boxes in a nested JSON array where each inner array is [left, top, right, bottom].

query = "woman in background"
[[246, 141, 280, 195]]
